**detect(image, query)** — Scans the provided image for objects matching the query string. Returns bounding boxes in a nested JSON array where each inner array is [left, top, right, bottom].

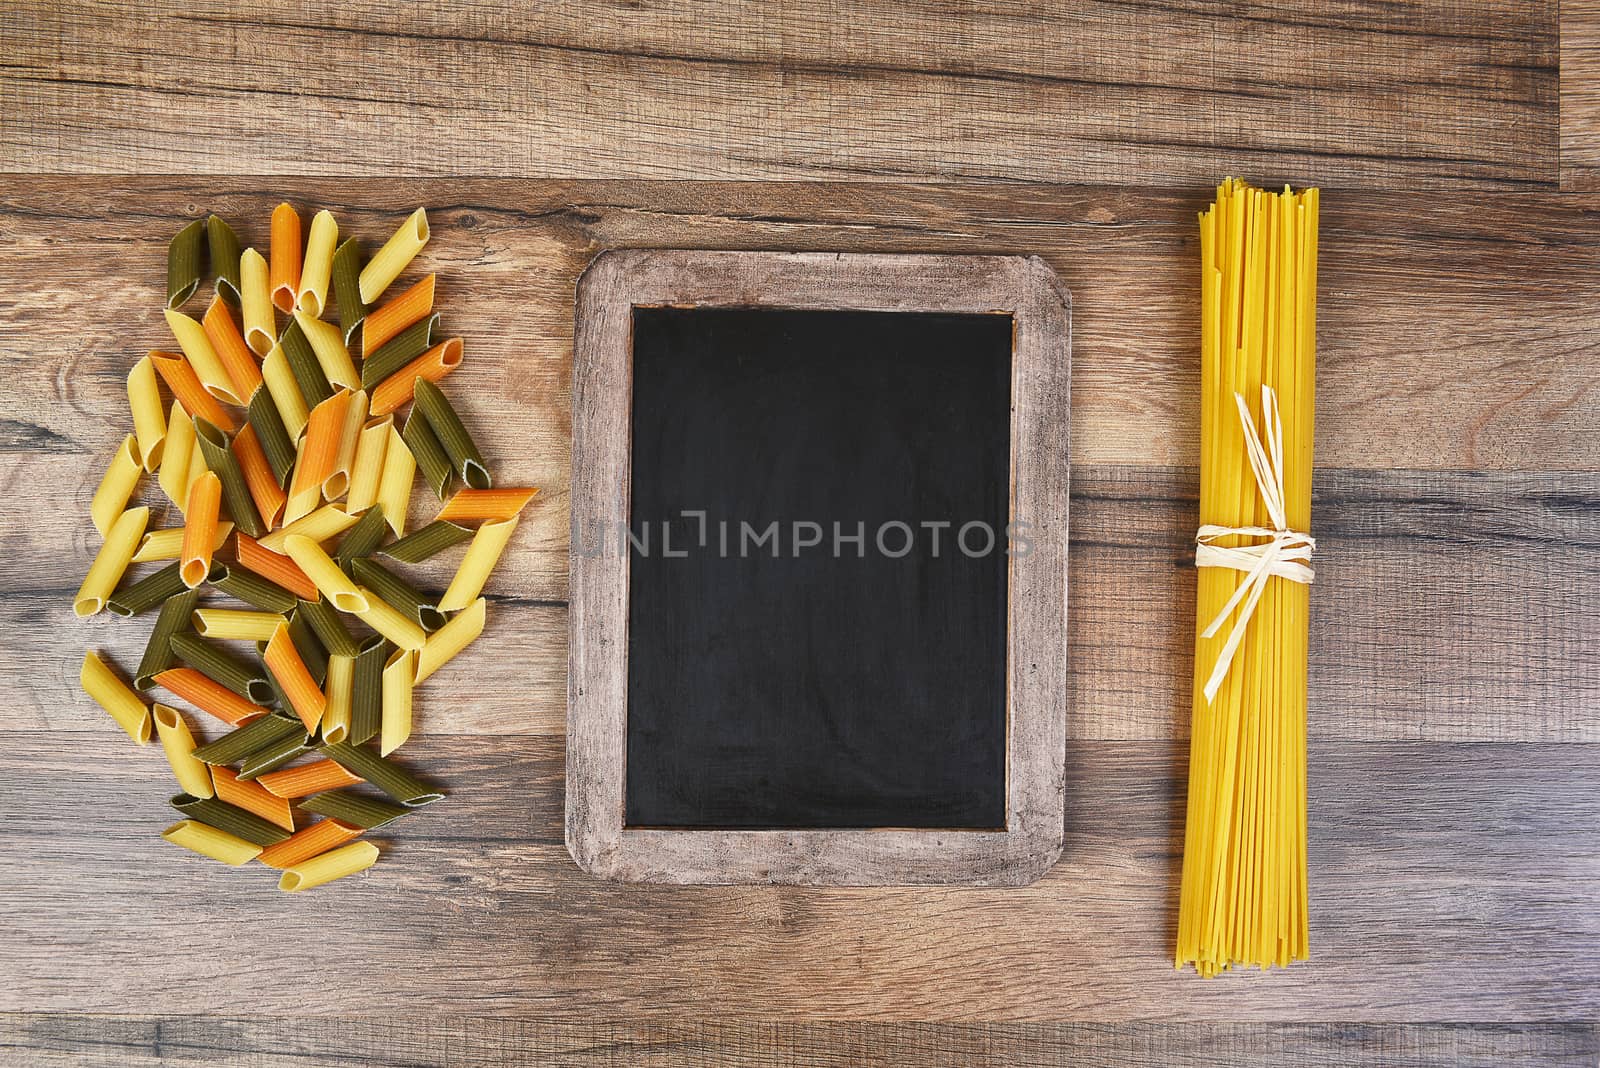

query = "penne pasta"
[[380, 519, 471, 564], [413, 378, 490, 489], [282, 534, 367, 613], [296, 597, 359, 656], [264, 621, 328, 732], [74, 506, 149, 617], [436, 487, 539, 524], [345, 415, 392, 514], [331, 505, 389, 573], [193, 608, 286, 642], [157, 399, 195, 508], [362, 312, 438, 389], [415, 596, 486, 685], [153, 703, 214, 798], [165, 307, 245, 406], [167, 218, 205, 309], [81, 650, 152, 743], [135, 587, 200, 689], [240, 247, 276, 356], [296, 209, 338, 317], [246, 387, 297, 486], [294, 310, 361, 392], [286, 609, 330, 686], [157, 666, 271, 727], [232, 423, 288, 529], [287, 390, 350, 524], [107, 561, 186, 617], [351, 557, 444, 631], [358, 207, 428, 304], [171, 792, 293, 846], [257, 756, 361, 800], [133, 521, 233, 563], [162, 819, 261, 866], [209, 560, 297, 614], [211, 765, 296, 832], [331, 237, 368, 345], [237, 729, 315, 781], [151, 349, 236, 433], [375, 426, 416, 536], [279, 317, 333, 408], [298, 789, 412, 829], [193, 418, 265, 538], [269, 202, 302, 314], [171, 632, 276, 705], [191, 708, 303, 764], [234, 532, 321, 600], [362, 273, 435, 356], [278, 840, 380, 892], [354, 588, 426, 652], [257, 503, 356, 554], [90, 434, 143, 538], [201, 295, 264, 401], [349, 634, 388, 746], [207, 214, 242, 306], [322, 742, 443, 806], [368, 337, 462, 417], [324, 388, 368, 501], [180, 471, 222, 588], [261, 342, 310, 440], [402, 405, 453, 500], [127, 355, 168, 472], [320, 653, 355, 743], [256, 818, 363, 869], [439, 515, 518, 611], [184, 434, 209, 501], [380, 646, 416, 754]]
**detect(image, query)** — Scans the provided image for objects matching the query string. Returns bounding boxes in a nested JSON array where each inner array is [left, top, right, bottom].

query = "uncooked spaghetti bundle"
[[1176, 179, 1319, 975]]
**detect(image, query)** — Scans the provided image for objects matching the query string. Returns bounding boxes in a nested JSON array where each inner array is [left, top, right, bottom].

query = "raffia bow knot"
[[1195, 385, 1315, 704]]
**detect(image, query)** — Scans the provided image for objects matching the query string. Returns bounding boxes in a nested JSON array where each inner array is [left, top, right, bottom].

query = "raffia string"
[[1195, 384, 1315, 704]]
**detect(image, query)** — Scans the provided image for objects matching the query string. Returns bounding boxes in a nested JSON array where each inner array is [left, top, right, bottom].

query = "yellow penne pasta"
[[132, 520, 233, 563], [322, 653, 354, 744], [257, 503, 356, 554], [345, 415, 392, 515], [355, 588, 426, 652], [127, 355, 167, 472], [90, 435, 142, 538], [193, 608, 287, 642], [283, 433, 321, 527], [157, 400, 195, 508], [380, 647, 415, 755], [359, 207, 429, 304], [439, 516, 518, 611], [282, 534, 368, 612], [162, 820, 261, 866], [278, 839, 380, 891], [415, 596, 486, 685], [375, 426, 415, 536], [184, 435, 209, 500], [296, 209, 338, 317], [294, 309, 361, 392], [324, 388, 368, 500], [262, 342, 310, 441], [153, 704, 214, 797], [80, 650, 152, 743], [73, 506, 149, 617], [241, 247, 276, 356], [164, 308, 244, 406]]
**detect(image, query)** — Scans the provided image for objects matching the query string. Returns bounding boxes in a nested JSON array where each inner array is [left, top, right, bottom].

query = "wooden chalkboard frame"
[[568, 250, 1070, 885]]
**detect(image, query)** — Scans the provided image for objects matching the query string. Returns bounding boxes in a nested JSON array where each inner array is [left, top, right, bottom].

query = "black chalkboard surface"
[[624, 307, 1013, 829]]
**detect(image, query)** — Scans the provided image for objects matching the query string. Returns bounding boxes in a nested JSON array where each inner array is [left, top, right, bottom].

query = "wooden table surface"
[[3, 4, 1598, 1066]]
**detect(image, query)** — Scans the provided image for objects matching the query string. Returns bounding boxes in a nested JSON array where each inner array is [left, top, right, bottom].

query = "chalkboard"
[[568, 251, 1069, 885]]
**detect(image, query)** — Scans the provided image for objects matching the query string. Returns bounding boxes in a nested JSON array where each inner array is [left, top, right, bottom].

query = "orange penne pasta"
[[201, 295, 264, 400], [150, 350, 237, 433], [255, 758, 363, 799], [264, 623, 327, 732], [211, 765, 297, 832], [436, 487, 540, 523], [255, 818, 363, 869], [155, 667, 271, 727], [231, 425, 288, 529], [269, 202, 302, 314], [362, 273, 435, 356], [369, 338, 463, 416], [287, 390, 351, 509], [234, 533, 320, 601], [180, 471, 222, 589]]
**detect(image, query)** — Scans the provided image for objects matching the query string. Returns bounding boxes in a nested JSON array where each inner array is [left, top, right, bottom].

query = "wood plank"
[[3, 1015, 1595, 1068], [1, 735, 1596, 1020], [17, 466, 1599, 742], [0, 2, 1558, 189], [1562, 0, 1600, 189]]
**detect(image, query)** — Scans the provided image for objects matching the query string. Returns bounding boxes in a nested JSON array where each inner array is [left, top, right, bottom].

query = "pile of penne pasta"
[[76, 204, 535, 891]]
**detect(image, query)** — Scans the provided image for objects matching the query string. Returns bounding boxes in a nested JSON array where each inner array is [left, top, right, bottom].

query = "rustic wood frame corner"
[[567, 250, 1071, 885]]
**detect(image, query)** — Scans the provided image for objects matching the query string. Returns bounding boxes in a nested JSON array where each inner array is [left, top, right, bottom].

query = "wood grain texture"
[[0, 2, 1559, 189], [3, 1016, 1595, 1068], [1, 735, 1596, 1020], [1563, 0, 1600, 189]]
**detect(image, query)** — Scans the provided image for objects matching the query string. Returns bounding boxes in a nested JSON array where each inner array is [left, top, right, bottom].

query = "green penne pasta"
[[331, 238, 368, 346], [286, 607, 329, 686], [402, 406, 454, 500], [247, 387, 296, 486], [296, 597, 360, 657], [191, 709, 302, 765], [194, 418, 266, 537], [237, 731, 315, 780], [349, 635, 389, 746], [379, 519, 473, 563], [412, 378, 491, 490], [107, 561, 187, 618], [171, 632, 276, 705], [170, 793, 293, 846], [135, 587, 200, 689], [321, 742, 445, 806], [207, 214, 242, 306], [209, 561, 297, 614], [361, 312, 438, 388], [278, 317, 333, 407], [350, 557, 446, 632], [331, 504, 388, 573], [297, 788, 416, 829], [167, 219, 205, 309]]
